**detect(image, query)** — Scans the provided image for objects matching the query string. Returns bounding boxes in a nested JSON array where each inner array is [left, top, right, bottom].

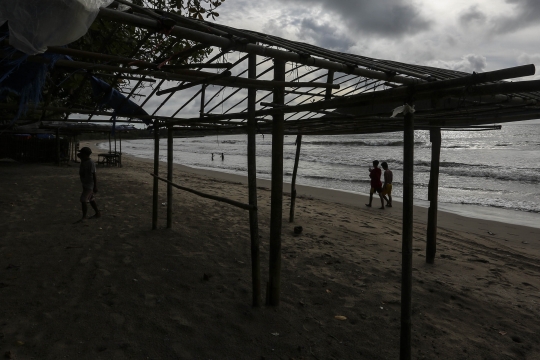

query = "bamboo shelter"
[[3, 3, 540, 359]]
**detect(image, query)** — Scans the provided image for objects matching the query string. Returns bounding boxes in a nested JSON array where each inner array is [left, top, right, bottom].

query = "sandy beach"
[[1, 141, 539, 359]]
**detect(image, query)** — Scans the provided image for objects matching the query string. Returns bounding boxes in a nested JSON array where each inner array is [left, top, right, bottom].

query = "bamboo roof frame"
[[3, 5, 540, 133]]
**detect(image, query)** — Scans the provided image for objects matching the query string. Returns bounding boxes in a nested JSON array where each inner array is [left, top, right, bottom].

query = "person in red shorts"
[[77, 147, 101, 222], [365, 160, 385, 209]]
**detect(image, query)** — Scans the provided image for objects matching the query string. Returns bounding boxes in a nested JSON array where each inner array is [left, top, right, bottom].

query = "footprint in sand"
[[99, 269, 111, 276], [170, 312, 192, 330], [79, 256, 92, 264], [145, 294, 157, 307], [111, 313, 125, 325]]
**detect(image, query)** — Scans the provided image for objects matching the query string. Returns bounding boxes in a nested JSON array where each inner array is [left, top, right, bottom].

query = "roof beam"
[[98, 8, 424, 85]]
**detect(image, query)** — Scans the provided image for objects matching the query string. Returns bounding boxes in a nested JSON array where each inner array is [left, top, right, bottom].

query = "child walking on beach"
[[77, 147, 101, 221], [381, 161, 393, 207], [365, 160, 385, 209]]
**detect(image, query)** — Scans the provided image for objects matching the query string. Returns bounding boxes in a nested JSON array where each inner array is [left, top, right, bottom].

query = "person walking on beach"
[[221, 152, 224, 161], [381, 161, 393, 207], [365, 160, 385, 209], [77, 147, 100, 222]]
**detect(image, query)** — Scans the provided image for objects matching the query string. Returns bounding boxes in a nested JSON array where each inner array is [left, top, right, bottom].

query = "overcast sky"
[[215, 0, 540, 77]]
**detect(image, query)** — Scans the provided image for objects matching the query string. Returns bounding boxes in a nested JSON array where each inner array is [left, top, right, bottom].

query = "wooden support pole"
[[426, 128, 441, 264], [247, 53, 261, 307], [289, 70, 334, 223], [267, 58, 286, 306], [288, 134, 302, 223], [72, 136, 76, 161], [67, 136, 71, 162], [167, 127, 173, 229], [200, 84, 206, 119], [151, 174, 255, 210], [56, 127, 60, 166], [119, 132, 122, 167], [400, 106, 415, 360], [152, 120, 160, 230]]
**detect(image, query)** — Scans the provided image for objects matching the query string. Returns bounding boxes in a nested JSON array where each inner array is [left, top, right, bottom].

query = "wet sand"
[[1, 142, 539, 359]]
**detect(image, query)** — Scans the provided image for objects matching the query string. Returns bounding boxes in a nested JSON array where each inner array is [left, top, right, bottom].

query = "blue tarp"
[[0, 26, 65, 121], [90, 76, 150, 124]]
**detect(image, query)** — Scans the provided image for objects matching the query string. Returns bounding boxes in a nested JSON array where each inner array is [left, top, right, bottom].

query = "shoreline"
[[110, 143, 540, 232], [110, 150, 540, 255]]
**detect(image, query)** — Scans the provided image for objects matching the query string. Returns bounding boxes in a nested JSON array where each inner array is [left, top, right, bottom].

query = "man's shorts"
[[370, 186, 382, 195], [80, 188, 95, 203], [381, 183, 392, 196]]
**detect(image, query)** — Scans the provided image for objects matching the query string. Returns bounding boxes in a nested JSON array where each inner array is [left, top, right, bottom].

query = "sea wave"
[[302, 140, 425, 147], [219, 140, 243, 144], [284, 173, 372, 184], [441, 198, 540, 214]]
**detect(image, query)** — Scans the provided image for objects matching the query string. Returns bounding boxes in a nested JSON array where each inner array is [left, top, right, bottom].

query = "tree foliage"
[[47, 0, 225, 117], [1, 0, 225, 123]]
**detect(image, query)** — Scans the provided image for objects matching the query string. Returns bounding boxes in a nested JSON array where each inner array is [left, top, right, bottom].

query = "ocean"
[[99, 122, 540, 227]]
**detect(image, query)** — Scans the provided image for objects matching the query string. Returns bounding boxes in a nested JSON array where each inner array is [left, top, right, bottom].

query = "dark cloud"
[[297, 18, 355, 52], [493, 0, 540, 33], [459, 5, 487, 26], [276, 0, 432, 38]]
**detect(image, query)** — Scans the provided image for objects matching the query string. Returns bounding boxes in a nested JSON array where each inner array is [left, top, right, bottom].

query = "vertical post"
[[426, 128, 441, 264], [288, 134, 302, 222], [114, 132, 117, 165], [74, 136, 79, 162], [267, 58, 286, 306], [167, 126, 173, 229], [324, 70, 335, 100], [119, 132, 122, 167], [289, 70, 334, 222], [152, 120, 160, 230], [56, 127, 60, 166], [247, 53, 261, 307], [400, 105, 414, 360], [68, 136, 71, 162], [200, 84, 206, 119], [108, 132, 111, 153]]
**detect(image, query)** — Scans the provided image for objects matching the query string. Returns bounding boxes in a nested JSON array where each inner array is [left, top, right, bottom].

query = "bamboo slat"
[[151, 174, 256, 211]]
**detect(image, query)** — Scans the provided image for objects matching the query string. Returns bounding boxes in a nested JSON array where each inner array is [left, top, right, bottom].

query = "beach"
[[1, 142, 539, 359], [107, 122, 540, 218]]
